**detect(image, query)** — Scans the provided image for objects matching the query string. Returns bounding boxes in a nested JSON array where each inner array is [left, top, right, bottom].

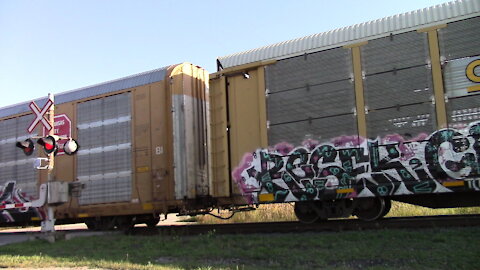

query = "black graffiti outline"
[[234, 122, 480, 203]]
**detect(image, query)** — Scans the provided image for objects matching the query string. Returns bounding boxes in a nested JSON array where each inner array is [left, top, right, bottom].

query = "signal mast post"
[[14, 93, 80, 240], [41, 93, 56, 233]]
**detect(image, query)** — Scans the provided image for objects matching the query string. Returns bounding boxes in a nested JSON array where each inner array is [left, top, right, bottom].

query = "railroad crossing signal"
[[14, 93, 80, 234], [19, 95, 80, 157], [15, 139, 35, 156], [37, 135, 58, 155], [28, 99, 53, 133], [43, 114, 72, 156], [17, 135, 80, 156]]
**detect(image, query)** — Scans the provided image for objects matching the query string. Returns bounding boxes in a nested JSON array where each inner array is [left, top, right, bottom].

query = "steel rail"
[[127, 214, 480, 236]]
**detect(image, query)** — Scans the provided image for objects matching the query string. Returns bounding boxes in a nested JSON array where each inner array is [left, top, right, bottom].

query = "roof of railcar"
[[217, 0, 480, 69], [0, 66, 170, 119]]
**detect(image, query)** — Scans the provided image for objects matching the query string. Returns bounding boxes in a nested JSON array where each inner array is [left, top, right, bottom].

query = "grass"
[[386, 201, 480, 217], [196, 203, 297, 224], [1, 227, 479, 269], [1, 202, 479, 269], [194, 201, 480, 224]]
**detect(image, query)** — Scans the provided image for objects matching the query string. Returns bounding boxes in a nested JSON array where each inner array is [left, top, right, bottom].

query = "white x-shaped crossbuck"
[[28, 99, 53, 133]]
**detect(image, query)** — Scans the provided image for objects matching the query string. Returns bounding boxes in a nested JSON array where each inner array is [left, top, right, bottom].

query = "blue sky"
[[0, 0, 449, 108]]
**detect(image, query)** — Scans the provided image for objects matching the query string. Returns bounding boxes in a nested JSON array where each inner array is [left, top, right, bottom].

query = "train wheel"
[[114, 216, 134, 231], [145, 217, 160, 228], [294, 202, 319, 224], [85, 218, 113, 230], [354, 197, 387, 221], [382, 198, 392, 218], [85, 220, 98, 231], [98, 217, 116, 230]]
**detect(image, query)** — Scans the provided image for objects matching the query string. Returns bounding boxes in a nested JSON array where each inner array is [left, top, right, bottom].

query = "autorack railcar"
[[0, 63, 217, 229], [210, 0, 480, 222], [0, 0, 479, 227]]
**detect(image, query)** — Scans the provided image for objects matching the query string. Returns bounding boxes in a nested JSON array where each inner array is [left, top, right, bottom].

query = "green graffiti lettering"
[[330, 167, 340, 175], [413, 182, 433, 193]]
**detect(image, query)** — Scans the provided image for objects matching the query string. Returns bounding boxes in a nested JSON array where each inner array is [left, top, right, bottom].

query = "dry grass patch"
[[195, 201, 480, 224]]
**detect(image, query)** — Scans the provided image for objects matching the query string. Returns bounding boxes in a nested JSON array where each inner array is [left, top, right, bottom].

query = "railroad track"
[[127, 214, 480, 236]]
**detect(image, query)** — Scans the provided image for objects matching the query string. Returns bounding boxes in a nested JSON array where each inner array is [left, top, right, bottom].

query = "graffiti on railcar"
[[0, 181, 44, 223], [233, 121, 480, 204]]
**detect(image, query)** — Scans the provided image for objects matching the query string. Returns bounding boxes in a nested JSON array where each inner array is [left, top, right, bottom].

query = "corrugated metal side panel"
[[208, 76, 230, 197], [172, 94, 188, 199], [173, 94, 209, 199], [0, 67, 169, 119], [266, 48, 352, 92], [439, 16, 480, 60], [361, 31, 429, 75], [269, 114, 358, 146], [0, 115, 38, 198], [366, 103, 436, 138], [76, 93, 132, 205], [173, 65, 210, 200], [218, 0, 480, 69], [447, 95, 480, 129], [361, 28, 435, 140], [268, 80, 355, 124], [439, 15, 480, 129], [364, 66, 432, 110], [265, 47, 356, 146]]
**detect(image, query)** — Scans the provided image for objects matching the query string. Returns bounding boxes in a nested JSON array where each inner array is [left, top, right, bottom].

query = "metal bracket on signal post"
[[34, 158, 50, 170]]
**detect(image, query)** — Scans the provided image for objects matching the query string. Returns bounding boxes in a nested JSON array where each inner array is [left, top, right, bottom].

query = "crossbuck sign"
[[28, 99, 53, 133]]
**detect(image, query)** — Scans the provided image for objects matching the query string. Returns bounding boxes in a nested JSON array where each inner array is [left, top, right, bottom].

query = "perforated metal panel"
[[76, 93, 132, 205], [265, 47, 355, 146], [0, 115, 38, 198], [439, 16, 480, 61], [366, 103, 436, 139], [447, 95, 480, 130], [362, 31, 428, 75], [266, 48, 352, 93], [364, 66, 433, 110], [268, 80, 355, 125], [78, 175, 131, 205], [269, 114, 358, 146]]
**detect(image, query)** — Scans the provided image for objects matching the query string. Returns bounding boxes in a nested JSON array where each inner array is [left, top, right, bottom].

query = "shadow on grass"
[[0, 233, 262, 270], [1, 227, 480, 270]]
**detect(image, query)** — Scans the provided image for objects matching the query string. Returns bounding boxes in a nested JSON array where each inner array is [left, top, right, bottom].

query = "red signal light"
[[37, 135, 58, 155], [15, 139, 35, 156]]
